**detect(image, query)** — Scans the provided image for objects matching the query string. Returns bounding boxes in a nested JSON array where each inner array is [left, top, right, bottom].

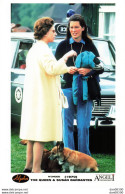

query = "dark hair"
[[34, 17, 54, 40], [66, 14, 91, 41]]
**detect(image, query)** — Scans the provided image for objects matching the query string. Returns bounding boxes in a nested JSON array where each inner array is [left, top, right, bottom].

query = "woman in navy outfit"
[[55, 14, 103, 155]]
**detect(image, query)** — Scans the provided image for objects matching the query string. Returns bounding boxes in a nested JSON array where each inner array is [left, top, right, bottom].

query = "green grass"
[[11, 127, 115, 173]]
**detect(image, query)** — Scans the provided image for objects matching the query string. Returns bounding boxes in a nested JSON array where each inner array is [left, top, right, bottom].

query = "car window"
[[48, 41, 59, 55], [14, 42, 32, 69], [11, 40, 18, 67], [93, 40, 115, 70]]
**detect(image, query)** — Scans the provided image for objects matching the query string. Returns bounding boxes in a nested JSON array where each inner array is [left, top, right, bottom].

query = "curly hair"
[[34, 17, 54, 40]]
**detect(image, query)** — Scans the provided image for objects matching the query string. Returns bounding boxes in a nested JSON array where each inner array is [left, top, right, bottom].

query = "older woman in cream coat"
[[20, 17, 77, 173]]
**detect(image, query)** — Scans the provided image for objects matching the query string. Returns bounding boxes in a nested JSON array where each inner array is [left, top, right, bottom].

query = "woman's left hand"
[[68, 66, 78, 74], [77, 68, 92, 76]]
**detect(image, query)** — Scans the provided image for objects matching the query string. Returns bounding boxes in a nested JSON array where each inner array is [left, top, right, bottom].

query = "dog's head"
[[49, 141, 64, 160]]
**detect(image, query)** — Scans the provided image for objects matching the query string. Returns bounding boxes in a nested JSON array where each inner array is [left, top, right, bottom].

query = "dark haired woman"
[[55, 14, 103, 156], [20, 17, 77, 173]]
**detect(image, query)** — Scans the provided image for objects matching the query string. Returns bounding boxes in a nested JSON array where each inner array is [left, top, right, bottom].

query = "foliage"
[[11, 3, 52, 30]]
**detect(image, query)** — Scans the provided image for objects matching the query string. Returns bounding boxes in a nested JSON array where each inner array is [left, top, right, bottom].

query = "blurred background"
[[11, 3, 115, 44]]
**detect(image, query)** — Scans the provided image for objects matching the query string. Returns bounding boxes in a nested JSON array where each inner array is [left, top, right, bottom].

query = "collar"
[[69, 37, 85, 45]]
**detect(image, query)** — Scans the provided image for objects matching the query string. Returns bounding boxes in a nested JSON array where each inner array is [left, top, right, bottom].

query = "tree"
[[11, 3, 52, 30]]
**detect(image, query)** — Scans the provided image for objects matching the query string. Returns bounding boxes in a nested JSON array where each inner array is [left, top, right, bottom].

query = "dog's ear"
[[59, 142, 64, 152], [56, 141, 62, 146], [56, 141, 64, 152], [93, 57, 100, 64]]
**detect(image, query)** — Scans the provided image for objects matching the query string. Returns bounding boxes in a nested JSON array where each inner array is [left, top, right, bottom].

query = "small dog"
[[41, 149, 62, 172], [50, 141, 99, 173]]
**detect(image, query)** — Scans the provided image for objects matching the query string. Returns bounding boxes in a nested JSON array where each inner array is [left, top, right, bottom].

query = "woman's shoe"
[[23, 168, 32, 173]]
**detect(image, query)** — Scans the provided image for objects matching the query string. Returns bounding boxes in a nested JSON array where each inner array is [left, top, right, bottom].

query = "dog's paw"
[[94, 167, 99, 172], [58, 160, 64, 165], [61, 169, 66, 173], [69, 165, 75, 173], [85, 168, 90, 172]]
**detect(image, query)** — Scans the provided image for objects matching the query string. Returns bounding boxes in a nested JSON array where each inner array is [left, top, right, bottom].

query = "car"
[[11, 24, 115, 128]]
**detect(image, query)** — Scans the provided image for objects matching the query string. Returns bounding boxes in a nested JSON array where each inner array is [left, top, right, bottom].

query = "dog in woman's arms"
[[49, 141, 99, 173]]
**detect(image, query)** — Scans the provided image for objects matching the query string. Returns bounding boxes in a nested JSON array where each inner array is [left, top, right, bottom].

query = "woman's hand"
[[68, 66, 78, 74], [77, 68, 92, 76], [63, 50, 77, 63]]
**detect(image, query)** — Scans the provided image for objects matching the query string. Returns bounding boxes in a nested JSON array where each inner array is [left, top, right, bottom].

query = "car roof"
[[11, 32, 34, 40]]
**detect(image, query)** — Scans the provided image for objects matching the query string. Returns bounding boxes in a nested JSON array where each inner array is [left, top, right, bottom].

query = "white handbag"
[[61, 91, 69, 108]]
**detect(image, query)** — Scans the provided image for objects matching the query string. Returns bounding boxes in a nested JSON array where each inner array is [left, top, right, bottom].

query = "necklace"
[[71, 43, 83, 65]]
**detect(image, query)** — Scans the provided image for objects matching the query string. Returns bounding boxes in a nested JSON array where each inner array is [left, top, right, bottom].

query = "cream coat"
[[20, 41, 69, 142]]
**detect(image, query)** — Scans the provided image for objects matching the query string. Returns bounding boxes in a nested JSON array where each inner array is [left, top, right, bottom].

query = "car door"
[[11, 38, 33, 122]]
